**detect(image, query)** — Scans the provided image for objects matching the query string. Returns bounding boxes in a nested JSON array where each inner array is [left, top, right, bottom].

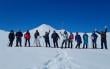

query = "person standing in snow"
[[60, 31, 68, 48], [24, 30, 31, 47], [75, 32, 82, 48], [8, 30, 15, 47], [91, 31, 98, 49], [96, 26, 108, 49], [83, 32, 89, 49], [34, 30, 41, 47], [43, 30, 51, 47], [68, 32, 74, 48], [16, 30, 23, 47], [51, 31, 60, 48]]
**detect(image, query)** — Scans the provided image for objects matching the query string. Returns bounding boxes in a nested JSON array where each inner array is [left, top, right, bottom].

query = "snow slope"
[[0, 24, 110, 69]]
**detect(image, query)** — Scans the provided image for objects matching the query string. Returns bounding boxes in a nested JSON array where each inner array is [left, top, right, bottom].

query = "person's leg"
[[48, 41, 51, 47], [9, 40, 11, 46], [16, 39, 18, 46], [9, 40, 13, 47], [28, 39, 30, 47], [19, 38, 22, 47], [12, 39, 14, 47], [95, 41, 97, 49], [65, 40, 67, 48], [86, 43, 88, 49], [70, 41, 73, 48], [25, 39, 27, 47], [35, 38, 38, 47], [38, 39, 41, 47], [78, 43, 80, 48], [92, 42, 94, 48], [35, 39, 38, 47], [75, 43, 78, 48], [56, 41, 59, 48], [45, 41, 48, 47], [83, 43, 85, 48], [53, 40, 56, 48], [10, 40, 13, 47], [61, 40, 65, 48], [101, 41, 103, 49], [68, 40, 70, 48], [104, 40, 107, 49]]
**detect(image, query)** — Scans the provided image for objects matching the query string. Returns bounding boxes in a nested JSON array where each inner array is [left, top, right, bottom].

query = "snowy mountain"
[[0, 24, 110, 69]]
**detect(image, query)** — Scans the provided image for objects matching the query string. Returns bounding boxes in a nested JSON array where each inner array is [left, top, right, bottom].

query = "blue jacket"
[[83, 34, 88, 44], [91, 33, 98, 42], [75, 35, 82, 43]]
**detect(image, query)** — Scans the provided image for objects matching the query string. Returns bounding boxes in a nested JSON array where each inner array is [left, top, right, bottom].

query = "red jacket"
[[24, 33, 31, 40]]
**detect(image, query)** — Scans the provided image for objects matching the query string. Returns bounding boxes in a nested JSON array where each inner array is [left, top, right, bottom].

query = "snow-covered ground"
[[0, 24, 110, 69]]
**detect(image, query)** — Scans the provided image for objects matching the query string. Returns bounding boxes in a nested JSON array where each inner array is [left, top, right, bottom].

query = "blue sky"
[[0, 0, 110, 32]]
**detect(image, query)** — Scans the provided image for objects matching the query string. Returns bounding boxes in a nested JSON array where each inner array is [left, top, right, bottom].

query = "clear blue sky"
[[0, 0, 110, 32]]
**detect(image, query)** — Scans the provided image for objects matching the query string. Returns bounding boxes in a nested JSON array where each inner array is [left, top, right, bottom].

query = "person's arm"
[[105, 28, 107, 33], [48, 30, 50, 34], [21, 33, 23, 37], [75, 36, 77, 41], [83, 35, 84, 39], [8, 33, 10, 39], [14, 34, 15, 39], [60, 32, 63, 36], [43, 35, 45, 38], [51, 34, 53, 38], [57, 34, 60, 39], [96, 31, 101, 34], [15, 33, 17, 37]]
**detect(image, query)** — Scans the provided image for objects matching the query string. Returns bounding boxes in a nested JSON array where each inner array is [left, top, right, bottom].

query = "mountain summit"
[[30, 24, 55, 35]]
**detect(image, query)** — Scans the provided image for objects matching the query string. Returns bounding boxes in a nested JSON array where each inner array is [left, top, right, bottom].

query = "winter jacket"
[[61, 33, 68, 40], [34, 32, 39, 39], [83, 34, 88, 44], [91, 33, 98, 42], [24, 32, 31, 40], [9, 32, 15, 41], [75, 35, 82, 43], [44, 32, 50, 41], [51, 32, 59, 41], [96, 28, 107, 41], [16, 32, 23, 39]]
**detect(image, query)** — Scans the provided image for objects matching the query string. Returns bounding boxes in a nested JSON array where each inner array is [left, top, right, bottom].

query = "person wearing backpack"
[[60, 31, 68, 48], [8, 30, 15, 47], [34, 30, 40, 47], [68, 32, 74, 48], [24, 30, 31, 47], [83, 32, 88, 49], [16, 30, 23, 47], [75, 32, 82, 49], [91, 31, 98, 49]]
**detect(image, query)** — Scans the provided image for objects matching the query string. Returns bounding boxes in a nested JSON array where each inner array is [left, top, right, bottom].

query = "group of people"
[[8, 26, 108, 49]]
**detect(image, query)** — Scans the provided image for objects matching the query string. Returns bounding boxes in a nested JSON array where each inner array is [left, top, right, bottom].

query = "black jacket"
[[44, 32, 50, 41], [16, 32, 23, 38], [34, 32, 39, 39], [51, 32, 59, 41], [9, 32, 15, 41], [96, 28, 107, 41]]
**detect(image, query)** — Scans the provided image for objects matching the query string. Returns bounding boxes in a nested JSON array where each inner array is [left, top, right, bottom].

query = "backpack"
[[69, 34, 74, 40]]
